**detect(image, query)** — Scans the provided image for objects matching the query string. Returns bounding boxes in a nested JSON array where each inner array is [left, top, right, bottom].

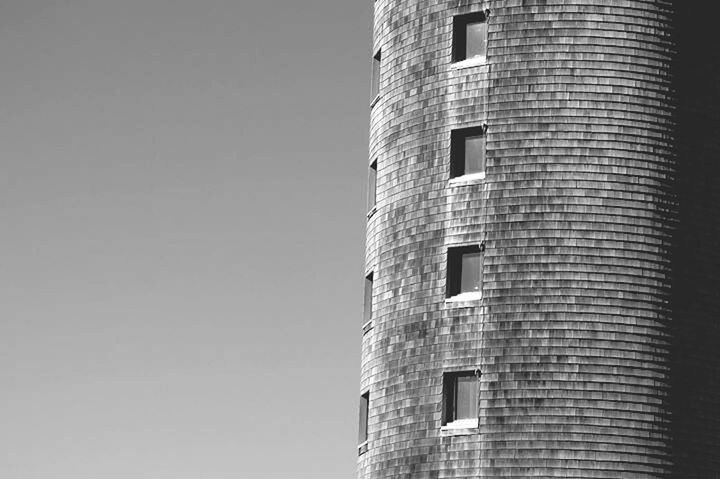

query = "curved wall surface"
[[359, 1, 677, 478]]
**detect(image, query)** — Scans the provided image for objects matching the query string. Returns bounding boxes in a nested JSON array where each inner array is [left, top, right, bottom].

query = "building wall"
[[360, 1, 681, 478]]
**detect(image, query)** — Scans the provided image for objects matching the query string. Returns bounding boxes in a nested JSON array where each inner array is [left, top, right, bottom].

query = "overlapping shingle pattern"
[[359, 1, 678, 478]]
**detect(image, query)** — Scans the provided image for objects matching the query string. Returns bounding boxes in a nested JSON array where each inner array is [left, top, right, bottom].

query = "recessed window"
[[442, 371, 479, 427], [359, 391, 369, 444], [368, 160, 377, 211], [363, 272, 374, 325], [451, 126, 486, 179], [371, 49, 382, 101], [446, 245, 482, 300], [453, 12, 488, 62]]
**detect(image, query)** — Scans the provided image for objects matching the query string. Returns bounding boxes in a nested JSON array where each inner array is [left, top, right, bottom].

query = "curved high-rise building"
[[358, 1, 719, 478]]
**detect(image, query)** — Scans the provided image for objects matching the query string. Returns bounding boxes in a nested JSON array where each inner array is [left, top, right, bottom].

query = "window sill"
[[449, 171, 486, 186], [445, 292, 482, 304], [362, 319, 374, 335], [451, 56, 487, 70], [369, 94, 381, 109], [358, 441, 368, 456], [367, 205, 377, 219], [440, 418, 478, 436]]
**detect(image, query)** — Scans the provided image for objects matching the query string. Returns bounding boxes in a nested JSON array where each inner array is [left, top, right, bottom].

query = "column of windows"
[[446, 10, 488, 306], [358, 12, 382, 459], [359, 6, 492, 452], [442, 8, 489, 434]]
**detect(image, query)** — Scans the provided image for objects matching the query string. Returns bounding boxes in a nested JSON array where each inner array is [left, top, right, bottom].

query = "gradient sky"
[[0, 1, 371, 478]]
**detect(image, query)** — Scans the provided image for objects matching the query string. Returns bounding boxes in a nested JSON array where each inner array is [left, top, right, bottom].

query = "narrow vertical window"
[[460, 250, 481, 294], [359, 391, 370, 444], [363, 272, 374, 325], [368, 160, 377, 212], [454, 375, 479, 420], [371, 49, 382, 101], [447, 245, 483, 300], [451, 126, 486, 179], [453, 11, 488, 62], [465, 20, 487, 59], [442, 371, 479, 428]]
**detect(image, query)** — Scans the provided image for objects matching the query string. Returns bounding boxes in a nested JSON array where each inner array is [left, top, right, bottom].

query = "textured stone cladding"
[[360, 1, 678, 478]]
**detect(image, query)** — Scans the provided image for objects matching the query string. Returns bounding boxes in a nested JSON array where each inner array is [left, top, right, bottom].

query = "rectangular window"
[[447, 245, 482, 300], [368, 160, 377, 211], [363, 272, 374, 325], [451, 126, 486, 178], [371, 49, 382, 101], [460, 251, 481, 294], [359, 391, 369, 444], [453, 12, 488, 62], [443, 371, 479, 427]]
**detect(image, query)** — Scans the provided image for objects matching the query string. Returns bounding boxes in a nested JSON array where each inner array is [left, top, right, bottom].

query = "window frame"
[[363, 271, 374, 327], [452, 11, 489, 63], [368, 159, 378, 213], [442, 371, 480, 429], [358, 390, 370, 450], [446, 244, 483, 301], [450, 125, 487, 180], [370, 48, 382, 104]]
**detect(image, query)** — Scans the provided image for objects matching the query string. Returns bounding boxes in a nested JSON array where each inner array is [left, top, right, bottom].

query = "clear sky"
[[0, 1, 371, 478]]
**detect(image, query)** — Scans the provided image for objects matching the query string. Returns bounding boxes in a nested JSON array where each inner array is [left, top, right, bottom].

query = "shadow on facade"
[[670, 5, 720, 477]]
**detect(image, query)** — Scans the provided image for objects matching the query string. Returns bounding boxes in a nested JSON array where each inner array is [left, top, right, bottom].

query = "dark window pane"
[[466, 21, 487, 59], [442, 375, 453, 424], [368, 162, 377, 210], [447, 245, 483, 298], [359, 393, 369, 443], [363, 273, 373, 324], [451, 127, 486, 179], [464, 135, 485, 175], [460, 252, 481, 293], [455, 376, 479, 420], [371, 51, 381, 100]]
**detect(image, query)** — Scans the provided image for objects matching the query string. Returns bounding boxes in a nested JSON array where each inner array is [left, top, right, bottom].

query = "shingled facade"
[[358, 1, 720, 478]]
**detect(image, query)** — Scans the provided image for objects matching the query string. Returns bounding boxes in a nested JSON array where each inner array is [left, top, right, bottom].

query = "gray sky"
[[0, 1, 370, 477]]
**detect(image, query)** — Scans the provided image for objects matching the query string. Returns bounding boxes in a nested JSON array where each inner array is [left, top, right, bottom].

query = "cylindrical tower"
[[359, 1, 678, 478]]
